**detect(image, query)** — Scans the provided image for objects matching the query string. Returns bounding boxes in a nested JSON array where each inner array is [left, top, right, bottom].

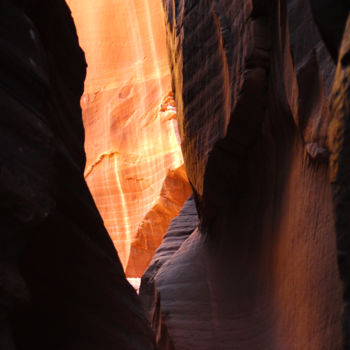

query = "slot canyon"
[[0, 0, 350, 350], [66, 0, 192, 278]]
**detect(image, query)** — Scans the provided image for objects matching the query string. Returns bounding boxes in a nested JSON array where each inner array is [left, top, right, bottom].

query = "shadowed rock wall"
[[66, 0, 192, 277], [140, 0, 350, 349], [0, 1, 155, 349], [328, 14, 350, 349]]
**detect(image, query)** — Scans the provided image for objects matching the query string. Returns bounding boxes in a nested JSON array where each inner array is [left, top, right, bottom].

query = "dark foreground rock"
[[0, 1, 155, 349], [140, 0, 350, 349]]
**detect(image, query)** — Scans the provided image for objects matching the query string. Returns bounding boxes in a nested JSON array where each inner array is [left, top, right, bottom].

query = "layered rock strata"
[[66, 0, 191, 277], [140, 0, 350, 349], [0, 1, 155, 349]]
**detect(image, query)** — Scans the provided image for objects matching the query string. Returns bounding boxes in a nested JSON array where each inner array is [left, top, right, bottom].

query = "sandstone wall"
[[67, 0, 191, 276], [140, 0, 350, 349]]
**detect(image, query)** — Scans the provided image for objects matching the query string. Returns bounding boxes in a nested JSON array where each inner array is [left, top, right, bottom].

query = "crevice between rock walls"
[[66, 0, 192, 278]]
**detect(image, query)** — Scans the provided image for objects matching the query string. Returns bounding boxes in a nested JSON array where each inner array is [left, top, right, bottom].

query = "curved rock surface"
[[140, 196, 199, 319], [140, 0, 350, 349], [67, 0, 191, 276], [0, 1, 155, 349]]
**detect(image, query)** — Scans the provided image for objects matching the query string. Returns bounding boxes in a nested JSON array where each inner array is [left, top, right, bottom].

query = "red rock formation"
[[140, 0, 350, 349], [125, 165, 191, 276], [67, 0, 191, 276]]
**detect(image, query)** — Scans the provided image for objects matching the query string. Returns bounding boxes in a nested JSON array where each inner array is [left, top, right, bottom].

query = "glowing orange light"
[[67, 0, 191, 276]]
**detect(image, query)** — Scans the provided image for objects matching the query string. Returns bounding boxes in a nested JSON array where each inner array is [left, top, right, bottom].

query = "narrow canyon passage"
[[1, 1, 350, 350], [67, 0, 192, 278]]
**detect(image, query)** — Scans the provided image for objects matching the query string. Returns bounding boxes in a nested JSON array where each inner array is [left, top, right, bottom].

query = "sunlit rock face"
[[140, 0, 350, 349], [67, 0, 191, 276]]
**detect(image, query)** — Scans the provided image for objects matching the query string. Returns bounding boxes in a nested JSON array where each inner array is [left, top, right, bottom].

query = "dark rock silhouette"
[[0, 1, 155, 349]]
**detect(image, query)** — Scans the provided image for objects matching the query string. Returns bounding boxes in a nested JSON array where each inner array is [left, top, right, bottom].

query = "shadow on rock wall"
[[140, 1, 350, 349]]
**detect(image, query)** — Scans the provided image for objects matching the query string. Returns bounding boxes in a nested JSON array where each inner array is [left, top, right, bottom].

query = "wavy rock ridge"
[[140, 0, 350, 349]]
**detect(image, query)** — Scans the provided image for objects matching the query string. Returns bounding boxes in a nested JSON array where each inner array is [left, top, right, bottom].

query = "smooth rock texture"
[[0, 1, 155, 349], [140, 0, 350, 349], [140, 196, 199, 320], [67, 0, 191, 276]]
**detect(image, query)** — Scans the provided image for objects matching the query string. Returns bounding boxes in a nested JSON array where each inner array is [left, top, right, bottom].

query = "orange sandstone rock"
[[67, 0, 191, 276]]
